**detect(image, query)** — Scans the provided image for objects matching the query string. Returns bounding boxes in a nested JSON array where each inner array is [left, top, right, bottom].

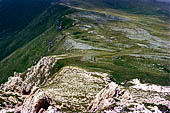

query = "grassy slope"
[[0, 0, 169, 86], [0, 4, 75, 84], [48, 3, 170, 86], [0, 0, 53, 60]]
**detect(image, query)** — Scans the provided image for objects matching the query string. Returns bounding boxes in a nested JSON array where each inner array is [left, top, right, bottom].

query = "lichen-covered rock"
[[0, 55, 110, 112], [19, 87, 60, 113], [0, 76, 23, 93], [88, 81, 170, 113], [88, 82, 119, 112], [0, 87, 61, 113], [0, 55, 169, 113], [22, 56, 58, 87], [43, 66, 110, 111], [0, 56, 62, 113], [0, 56, 59, 95]]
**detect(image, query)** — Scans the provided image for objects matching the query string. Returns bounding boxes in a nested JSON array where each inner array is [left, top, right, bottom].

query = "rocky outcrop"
[[42, 66, 110, 111], [0, 56, 59, 95], [129, 79, 170, 93], [0, 75, 24, 94], [0, 87, 61, 113], [0, 56, 110, 112], [0, 55, 169, 113], [88, 81, 170, 113], [21, 56, 59, 87], [88, 82, 120, 112], [0, 56, 61, 113], [19, 87, 54, 113]]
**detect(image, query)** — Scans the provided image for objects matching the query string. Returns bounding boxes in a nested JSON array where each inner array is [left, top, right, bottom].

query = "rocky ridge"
[[0, 56, 62, 113], [0, 56, 170, 113], [0, 55, 110, 112], [88, 81, 170, 112]]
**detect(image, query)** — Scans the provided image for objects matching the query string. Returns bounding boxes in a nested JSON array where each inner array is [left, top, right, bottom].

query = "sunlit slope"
[[0, 0, 169, 86]]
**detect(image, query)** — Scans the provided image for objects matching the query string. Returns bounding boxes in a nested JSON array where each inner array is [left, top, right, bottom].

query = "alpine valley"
[[0, 0, 170, 112]]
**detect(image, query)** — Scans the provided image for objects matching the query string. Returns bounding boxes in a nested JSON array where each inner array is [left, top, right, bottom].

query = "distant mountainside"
[[0, 0, 55, 60], [157, 0, 170, 3], [62, 0, 170, 16], [0, 2, 74, 84], [0, 0, 169, 60], [0, 0, 169, 85]]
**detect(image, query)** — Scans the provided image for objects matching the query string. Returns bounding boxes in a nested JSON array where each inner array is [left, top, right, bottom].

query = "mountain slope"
[[0, 0, 170, 85], [0, 3, 75, 84], [61, 0, 170, 18], [0, 55, 169, 112], [0, 0, 170, 112], [0, 0, 55, 60]]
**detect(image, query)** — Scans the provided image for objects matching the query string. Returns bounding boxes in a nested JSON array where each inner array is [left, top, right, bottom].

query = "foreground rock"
[[88, 81, 170, 112], [0, 56, 110, 112], [129, 79, 170, 94], [42, 66, 110, 111], [0, 87, 61, 113], [0, 56, 59, 95], [0, 56, 62, 113], [0, 56, 169, 112]]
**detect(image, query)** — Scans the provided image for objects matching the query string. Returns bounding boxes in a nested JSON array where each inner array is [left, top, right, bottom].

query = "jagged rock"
[[0, 56, 59, 95], [43, 66, 110, 111], [19, 87, 60, 113], [88, 81, 170, 113], [88, 82, 126, 112], [129, 79, 170, 93], [0, 56, 169, 113], [0, 90, 23, 110], [88, 82, 118, 112], [0, 56, 62, 113], [0, 76, 24, 93], [22, 56, 58, 87], [0, 87, 61, 113], [0, 55, 110, 112]]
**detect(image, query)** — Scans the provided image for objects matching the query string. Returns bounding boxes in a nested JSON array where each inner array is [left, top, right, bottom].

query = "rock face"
[[88, 81, 170, 113], [42, 66, 110, 111], [21, 56, 59, 87], [19, 87, 58, 113], [0, 87, 61, 113], [129, 79, 170, 93], [0, 56, 170, 113], [88, 82, 119, 111], [0, 56, 59, 95], [0, 55, 110, 112], [0, 56, 61, 113]]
